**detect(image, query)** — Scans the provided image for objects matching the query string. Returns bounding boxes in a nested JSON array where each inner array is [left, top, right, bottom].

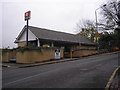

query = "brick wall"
[[2, 51, 16, 62], [16, 48, 63, 63], [73, 50, 98, 57], [71, 45, 97, 57], [18, 42, 26, 47]]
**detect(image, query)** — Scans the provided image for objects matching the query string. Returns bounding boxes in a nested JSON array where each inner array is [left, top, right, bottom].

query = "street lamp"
[[95, 4, 106, 50], [95, 4, 106, 33], [95, 7, 101, 45]]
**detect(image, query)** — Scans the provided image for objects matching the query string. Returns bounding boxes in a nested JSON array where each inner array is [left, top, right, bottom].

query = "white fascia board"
[[14, 26, 26, 43], [18, 29, 38, 42]]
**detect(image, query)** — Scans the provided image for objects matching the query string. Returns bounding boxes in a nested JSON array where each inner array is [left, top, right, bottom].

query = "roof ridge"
[[28, 25, 76, 36]]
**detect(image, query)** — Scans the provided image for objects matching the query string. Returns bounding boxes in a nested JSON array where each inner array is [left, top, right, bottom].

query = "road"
[[2, 53, 119, 88]]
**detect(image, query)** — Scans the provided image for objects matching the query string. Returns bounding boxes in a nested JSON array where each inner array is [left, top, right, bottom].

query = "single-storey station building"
[[2, 26, 97, 63], [14, 25, 97, 58], [15, 25, 94, 46]]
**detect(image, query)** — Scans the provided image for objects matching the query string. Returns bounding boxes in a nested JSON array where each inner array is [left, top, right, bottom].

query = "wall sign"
[[25, 11, 31, 21], [55, 49, 60, 59]]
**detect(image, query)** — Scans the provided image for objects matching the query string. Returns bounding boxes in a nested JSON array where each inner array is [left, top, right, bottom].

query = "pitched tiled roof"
[[15, 26, 95, 45]]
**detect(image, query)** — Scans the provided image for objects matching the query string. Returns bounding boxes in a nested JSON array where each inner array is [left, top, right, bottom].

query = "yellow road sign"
[[95, 32, 101, 37]]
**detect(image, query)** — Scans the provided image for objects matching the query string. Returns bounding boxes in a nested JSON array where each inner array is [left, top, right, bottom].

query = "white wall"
[[18, 30, 37, 42]]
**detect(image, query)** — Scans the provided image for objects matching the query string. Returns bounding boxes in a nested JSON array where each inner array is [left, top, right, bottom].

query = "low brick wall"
[[68, 45, 98, 58], [2, 52, 9, 62], [73, 46, 96, 50], [2, 51, 16, 62], [1, 48, 63, 63], [1, 46, 98, 63], [16, 48, 63, 63], [73, 50, 98, 57]]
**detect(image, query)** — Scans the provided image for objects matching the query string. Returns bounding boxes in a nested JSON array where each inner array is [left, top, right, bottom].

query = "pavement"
[[105, 66, 120, 90], [2, 58, 79, 69], [2, 52, 119, 88]]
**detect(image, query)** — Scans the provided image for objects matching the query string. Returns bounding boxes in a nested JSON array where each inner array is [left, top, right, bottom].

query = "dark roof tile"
[[28, 26, 94, 44]]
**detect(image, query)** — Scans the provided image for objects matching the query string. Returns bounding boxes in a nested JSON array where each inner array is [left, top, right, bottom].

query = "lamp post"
[[95, 4, 106, 35], [95, 5, 106, 50], [95, 8, 99, 33], [95, 7, 101, 50]]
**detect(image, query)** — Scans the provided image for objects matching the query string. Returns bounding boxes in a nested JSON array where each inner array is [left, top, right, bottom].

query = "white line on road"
[[4, 72, 44, 86]]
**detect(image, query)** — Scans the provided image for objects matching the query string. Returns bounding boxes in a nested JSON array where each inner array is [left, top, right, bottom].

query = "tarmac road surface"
[[2, 52, 119, 88]]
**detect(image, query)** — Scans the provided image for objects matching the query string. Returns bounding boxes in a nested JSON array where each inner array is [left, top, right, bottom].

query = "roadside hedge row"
[[2, 46, 59, 53]]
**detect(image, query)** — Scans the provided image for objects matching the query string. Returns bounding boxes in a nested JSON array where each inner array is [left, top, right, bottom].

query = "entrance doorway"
[[64, 46, 71, 58]]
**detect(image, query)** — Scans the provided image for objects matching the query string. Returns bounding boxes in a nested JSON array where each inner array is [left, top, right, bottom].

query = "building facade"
[[15, 26, 97, 58]]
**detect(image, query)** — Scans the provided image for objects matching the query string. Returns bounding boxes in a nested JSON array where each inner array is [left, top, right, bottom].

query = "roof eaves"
[[14, 26, 26, 43]]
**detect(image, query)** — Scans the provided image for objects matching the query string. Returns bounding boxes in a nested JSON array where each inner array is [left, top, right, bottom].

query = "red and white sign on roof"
[[24, 11, 31, 20]]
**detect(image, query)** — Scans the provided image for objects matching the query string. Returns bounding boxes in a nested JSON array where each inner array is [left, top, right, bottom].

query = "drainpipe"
[[51, 43, 54, 47], [37, 39, 40, 47]]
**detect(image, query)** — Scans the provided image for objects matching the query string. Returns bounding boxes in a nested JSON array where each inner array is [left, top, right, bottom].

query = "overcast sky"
[[1, 0, 107, 48]]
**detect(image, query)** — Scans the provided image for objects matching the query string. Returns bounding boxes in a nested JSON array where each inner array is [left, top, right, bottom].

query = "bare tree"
[[99, 0, 120, 32], [76, 19, 96, 42], [76, 19, 95, 30], [98, 0, 120, 49]]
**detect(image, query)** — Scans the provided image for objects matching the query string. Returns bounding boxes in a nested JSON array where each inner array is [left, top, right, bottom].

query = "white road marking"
[[4, 72, 43, 86]]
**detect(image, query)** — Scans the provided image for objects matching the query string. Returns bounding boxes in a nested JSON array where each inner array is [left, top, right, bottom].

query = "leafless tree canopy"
[[99, 0, 120, 30], [76, 19, 95, 31]]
